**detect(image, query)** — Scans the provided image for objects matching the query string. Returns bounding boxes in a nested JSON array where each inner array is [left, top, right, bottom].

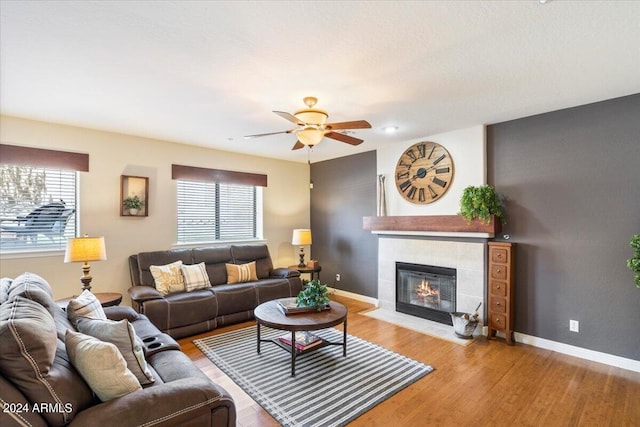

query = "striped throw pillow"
[[226, 261, 258, 284], [67, 290, 107, 327], [181, 262, 211, 292]]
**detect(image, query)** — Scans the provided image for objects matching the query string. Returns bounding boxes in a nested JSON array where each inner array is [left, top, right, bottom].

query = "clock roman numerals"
[[395, 141, 454, 205]]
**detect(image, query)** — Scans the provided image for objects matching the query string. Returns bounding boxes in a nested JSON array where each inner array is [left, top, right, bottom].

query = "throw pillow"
[[76, 317, 154, 385], [65, 330, 142, 402], [0, 296, 93, 426], [150, 260, 185, 295], [226, 261, 258, 284], [181, 262, 212, 292], [67, 289, 107, 327]]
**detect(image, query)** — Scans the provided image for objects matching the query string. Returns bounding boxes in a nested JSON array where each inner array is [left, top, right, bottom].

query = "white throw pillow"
[[67, 290, 107, 327], [65, 330, 141, 402], [181, 262, 211, 292], [150, 260, 185, 295]]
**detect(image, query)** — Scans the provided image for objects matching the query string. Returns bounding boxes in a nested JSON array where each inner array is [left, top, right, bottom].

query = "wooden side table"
[[289, 265, 322, 281], [56, 292, 123, 310]]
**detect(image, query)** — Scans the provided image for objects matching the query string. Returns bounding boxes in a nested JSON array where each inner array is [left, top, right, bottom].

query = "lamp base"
[[298, 247, 306, 267], [80, 262, 93, 293]]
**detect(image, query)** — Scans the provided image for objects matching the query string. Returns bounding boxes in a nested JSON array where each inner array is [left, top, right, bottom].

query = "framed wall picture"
[[120, 175, 148, 217]]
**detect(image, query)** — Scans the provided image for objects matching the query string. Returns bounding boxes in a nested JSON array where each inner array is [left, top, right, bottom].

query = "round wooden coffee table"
[[254, 298, 348, 376]]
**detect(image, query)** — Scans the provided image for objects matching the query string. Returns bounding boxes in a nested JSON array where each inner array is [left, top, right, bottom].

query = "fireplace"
[[396, 262, 456, 325]]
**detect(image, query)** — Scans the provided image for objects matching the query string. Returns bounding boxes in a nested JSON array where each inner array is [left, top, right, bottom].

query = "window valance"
[[0, 144, 89, 172], [171, 164, 267, 187]]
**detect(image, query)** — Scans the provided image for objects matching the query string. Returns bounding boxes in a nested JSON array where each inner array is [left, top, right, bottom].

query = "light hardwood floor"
[[179, 296, 640, 426]]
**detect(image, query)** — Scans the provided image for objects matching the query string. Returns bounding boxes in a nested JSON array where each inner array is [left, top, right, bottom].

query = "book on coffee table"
[[277, 298, 330, 315], [278, 331, 323, 351]]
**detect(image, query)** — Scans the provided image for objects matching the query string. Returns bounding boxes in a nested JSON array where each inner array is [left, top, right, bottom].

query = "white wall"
[[0, 115, 310, 302], [377, 125, 486, 215]]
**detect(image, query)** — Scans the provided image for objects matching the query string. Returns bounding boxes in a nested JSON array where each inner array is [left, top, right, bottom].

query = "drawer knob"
[[495, 318, 501, 323], [496, 285, 501, 289], [496, 302, 501, 306], [496, 269, 502, 274]]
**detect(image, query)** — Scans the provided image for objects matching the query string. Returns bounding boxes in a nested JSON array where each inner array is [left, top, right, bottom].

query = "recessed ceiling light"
[[382, 126, 399, 134]]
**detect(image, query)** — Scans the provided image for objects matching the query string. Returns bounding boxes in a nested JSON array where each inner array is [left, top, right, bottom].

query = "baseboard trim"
[[514, 332, 640, 373], [333, 290, 640, 373], [328, 287, 379, 306]]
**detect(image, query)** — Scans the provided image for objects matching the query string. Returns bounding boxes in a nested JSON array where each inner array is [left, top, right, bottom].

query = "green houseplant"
[[628, 234, 640, 288], [296, 279, 330, 311], [458, 185, 505, 225], [123, 195, 144, 215]]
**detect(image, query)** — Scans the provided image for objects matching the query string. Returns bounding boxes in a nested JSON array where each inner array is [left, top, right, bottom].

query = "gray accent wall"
[[488, 94, 640, 360], [310, 150, 378, 297]]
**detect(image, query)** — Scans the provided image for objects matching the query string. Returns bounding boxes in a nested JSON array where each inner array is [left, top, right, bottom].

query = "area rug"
[[194, 326, 433, 427]]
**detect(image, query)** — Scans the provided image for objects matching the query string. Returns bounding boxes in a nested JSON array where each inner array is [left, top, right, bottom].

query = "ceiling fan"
[[244, 96, 372, 150]]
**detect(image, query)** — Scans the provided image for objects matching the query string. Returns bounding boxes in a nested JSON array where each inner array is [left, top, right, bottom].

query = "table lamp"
[[64, 235, 107, 292], [292, 229, 312, 267]]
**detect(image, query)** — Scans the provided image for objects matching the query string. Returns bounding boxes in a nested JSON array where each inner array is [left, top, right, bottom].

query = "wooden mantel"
[[363, 215, 501, 238]]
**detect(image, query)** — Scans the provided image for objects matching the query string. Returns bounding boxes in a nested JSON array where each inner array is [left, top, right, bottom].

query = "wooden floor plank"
[[178, 295, 640, 426]]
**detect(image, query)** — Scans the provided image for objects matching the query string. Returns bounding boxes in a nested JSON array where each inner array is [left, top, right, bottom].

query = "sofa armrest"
[[104, 305, 141, 322], [271, 267, 301, 279], [128, 285, 163, 303], [68, 377, 235, 427]]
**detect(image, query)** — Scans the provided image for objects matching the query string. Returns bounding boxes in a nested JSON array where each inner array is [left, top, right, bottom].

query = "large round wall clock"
[[394, 141, 454, 204]]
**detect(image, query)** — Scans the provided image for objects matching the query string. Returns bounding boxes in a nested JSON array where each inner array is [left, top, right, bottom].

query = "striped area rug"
[[194, 326, 434, 427]]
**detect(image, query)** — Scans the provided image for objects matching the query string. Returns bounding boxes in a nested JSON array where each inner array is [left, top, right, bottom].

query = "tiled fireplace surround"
[[377, 236, 486, 325]]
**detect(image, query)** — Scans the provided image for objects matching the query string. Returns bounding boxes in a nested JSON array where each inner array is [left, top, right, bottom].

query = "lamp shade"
[[297, 128, 325, 146], [291, 229, 312, 246], [64, 236, 107, 263]]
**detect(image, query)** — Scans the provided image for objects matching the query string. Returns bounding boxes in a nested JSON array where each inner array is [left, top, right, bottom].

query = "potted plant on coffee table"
[[296, 279, 330, 311], [123, 195, 144, 216]]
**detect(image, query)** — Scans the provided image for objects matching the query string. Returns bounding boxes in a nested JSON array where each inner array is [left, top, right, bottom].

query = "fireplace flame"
[[416, 279, 440, 302]]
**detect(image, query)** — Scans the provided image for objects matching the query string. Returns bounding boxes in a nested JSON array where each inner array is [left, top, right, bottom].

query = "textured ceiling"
[[1, 1, 639, 163]]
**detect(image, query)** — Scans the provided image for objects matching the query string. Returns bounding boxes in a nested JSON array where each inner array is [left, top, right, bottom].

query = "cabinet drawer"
[[490, 314, 507, 330], [490, 264, 508, 280], [490, 296, 507, 313], [491, 248, 509, 263], [490, 280, 507, 296]]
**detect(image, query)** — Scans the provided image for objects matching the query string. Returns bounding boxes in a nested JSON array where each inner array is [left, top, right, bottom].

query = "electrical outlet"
[[335, 273, 341, 282], [569, 320, 579, 333]]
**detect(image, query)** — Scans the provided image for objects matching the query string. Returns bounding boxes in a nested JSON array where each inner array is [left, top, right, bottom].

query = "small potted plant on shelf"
[[628, 234, 640, 288], [296, 279, 330, 311], [123, 195, 144, 216], [458, 185, 505, 225]]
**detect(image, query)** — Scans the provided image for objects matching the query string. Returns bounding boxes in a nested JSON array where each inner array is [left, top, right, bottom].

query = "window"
[[177, 180, 258, 243], [0, 165, 78, 253], [0, 144, 88, 254], [172, 164, 266, 245]]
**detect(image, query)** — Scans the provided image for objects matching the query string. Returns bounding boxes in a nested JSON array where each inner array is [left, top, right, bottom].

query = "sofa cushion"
[[76, 317, 154, 385], [137, 249, 193, 286], [210, 283, 258, 316], [226, 261, 258, 284], [65, 330, 142, 402], [7, 272, 56, 317], [181, 262, 212, 291], [67, 290, 107, 327], [150, 260, 185, 295], [192, 246, 233, 285], [0, 296, 93, 426], [230, 245, 273, 279]]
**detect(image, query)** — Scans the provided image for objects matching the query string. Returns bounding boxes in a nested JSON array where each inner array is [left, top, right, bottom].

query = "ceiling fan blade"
[[291, 140, 305, 150], [325, 120, 372, 130], [274, 111, 304, 125], [243, 129, 294, 139], [325, 132, 364, 146]]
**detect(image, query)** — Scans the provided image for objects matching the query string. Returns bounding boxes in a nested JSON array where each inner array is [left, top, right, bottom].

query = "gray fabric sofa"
[[128, 244, 303, 339], [0, 272, 236, 427]]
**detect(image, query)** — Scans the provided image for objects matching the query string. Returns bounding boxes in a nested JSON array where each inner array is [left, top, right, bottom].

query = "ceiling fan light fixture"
[[297, 128, 325, 146], [294, 108, 328, 125]]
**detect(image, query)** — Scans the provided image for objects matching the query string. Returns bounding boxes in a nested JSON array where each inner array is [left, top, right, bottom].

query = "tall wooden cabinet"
[[487, 242, 516, 345]]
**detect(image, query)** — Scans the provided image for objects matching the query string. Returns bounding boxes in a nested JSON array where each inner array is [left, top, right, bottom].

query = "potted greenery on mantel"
[[628, 234, 640, 288], [458, 185, 505, 225]]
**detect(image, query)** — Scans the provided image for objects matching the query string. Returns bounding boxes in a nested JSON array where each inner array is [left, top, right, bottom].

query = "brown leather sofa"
[[128, 244, 303, 339], [0, 273, 236, 427]]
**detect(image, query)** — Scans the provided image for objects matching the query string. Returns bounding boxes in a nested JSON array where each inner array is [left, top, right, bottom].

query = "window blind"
[[0, 166, 78, 253], [177, 180, 257, 243]]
